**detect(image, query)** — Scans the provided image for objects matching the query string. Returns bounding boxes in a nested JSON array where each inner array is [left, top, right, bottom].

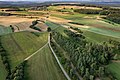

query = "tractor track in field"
[[10, 34, 25, 53]]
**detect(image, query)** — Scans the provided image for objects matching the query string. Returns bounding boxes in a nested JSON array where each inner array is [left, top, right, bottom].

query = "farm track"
[[48, 34, 71, 80], [24, 43, 48, 60]]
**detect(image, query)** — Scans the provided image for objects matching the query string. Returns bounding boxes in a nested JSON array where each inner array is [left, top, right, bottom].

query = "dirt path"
[[24, 43, 48, 60], [112, 60, 120, 63], [48, 34, 71, 80]]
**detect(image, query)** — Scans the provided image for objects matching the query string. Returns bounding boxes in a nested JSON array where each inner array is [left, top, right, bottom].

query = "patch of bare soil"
[[36, 22, 48, 31], [12, 21, 32, 32]]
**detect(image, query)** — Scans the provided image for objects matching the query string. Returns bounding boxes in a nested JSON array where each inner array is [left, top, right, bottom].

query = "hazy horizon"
[[0, 0, 120, 2]]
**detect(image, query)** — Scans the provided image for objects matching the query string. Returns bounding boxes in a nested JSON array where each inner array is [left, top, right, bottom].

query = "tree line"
[[74, 7, 120, 24], [0, 36, 11, 79], [6, 61, 27, 80], [30, 20, 41, 31], [51, 28, 118, 80], [50, 39, 78, 80], [0, 36, 27, 80]]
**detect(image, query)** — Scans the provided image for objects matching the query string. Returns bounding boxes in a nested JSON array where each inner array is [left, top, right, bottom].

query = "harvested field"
[[0, 16, 35, 26], [35, 22, 48, 31], [48, 6, 102, 10]]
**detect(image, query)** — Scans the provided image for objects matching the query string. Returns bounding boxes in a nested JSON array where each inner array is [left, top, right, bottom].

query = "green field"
[[53, 25, 120, 43], [0, 26, 12, 35], [0, 56, 7, 80], [1, 31, 48, 69], [25, 45, 66, 80], [107, 62, 120, 80], [45, 21, 61, 30], [50, 8, 120, 39], [83, 30, 120, 43]]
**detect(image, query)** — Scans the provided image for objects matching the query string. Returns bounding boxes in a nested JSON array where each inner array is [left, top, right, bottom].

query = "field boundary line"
[[24, 43, 48, 60], [48, 33, 71, 80]]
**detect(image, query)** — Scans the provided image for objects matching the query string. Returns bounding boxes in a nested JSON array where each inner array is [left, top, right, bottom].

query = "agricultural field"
[[0, 16, 35, 26], [25, 45, 66, 80], [1, 32, 48, 69], [83, 30, 120, 43], [0, 1, 120, 80], [47, 5, 120, 39], [107, 62, 120, 80]]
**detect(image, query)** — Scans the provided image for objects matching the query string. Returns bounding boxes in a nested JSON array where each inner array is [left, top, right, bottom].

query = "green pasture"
[[1, 31, 48, 69], [45, 21, 61, 30], [25, 45, 66, 80], [107, 62, 120, 80], [83, 30, 120, 44]]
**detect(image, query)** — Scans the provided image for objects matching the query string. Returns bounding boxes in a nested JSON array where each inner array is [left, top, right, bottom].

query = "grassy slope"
[[0, 56, 7, 80], [0, 26, 12, 35], [1, 31, 48, 69], [45, 21, 61, 30], [107, 62, 120, 80], [54, 25, 120, 43], [83, 30, 120, 43], [25, 45, 66, 80]]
